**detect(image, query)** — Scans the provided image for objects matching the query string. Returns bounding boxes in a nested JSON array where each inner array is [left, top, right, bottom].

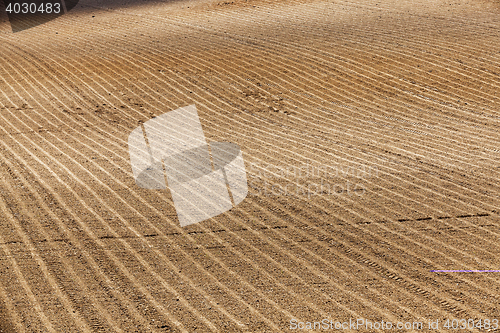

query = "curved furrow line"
[[8, 27, 500, 284], [7, 24, 500, 300], [337, 0, 500, 31], [231, 0, 500, 72], [71, 13, 500, 182], [19, 122, 299, 329], [127, 0, 500, 117], [151, 2, 500, 150], [0, 48, 301, 331], [179, 55, 499, 186], [0, 41, 145, 123], [0, 99, 450, 326], [0, 105, 240, 331], [238, 145, 496, 282], [0, 164, 129, 332], [133, 48, 500, 213], [224, 203, 455, 320], [35, 142, 382, 324], [247, 194, 496, 320], [247, 192, 500, 318], [0, 279, 24, 333], [0, 30, 496, 333], [364, 220, 500, 280], [0, 89, 369, 329], [0, 0, 498, 330], [429, 215, 500, 252], [0, 196, 58, 332], [328, 238, 472, 318], [0, 98, 193, 331], [0, 97, 109, 333], [181, 17, 500, 150], [18, 61, 496, 322], [252, 156, 500, 259], [0, 134, 192, 333], [51, 27, 500, 213], [169, 60, 500, 210], [13, 46, 498, 205], [0, 30, 428, 322], [0, 147, 185, 333], [257, 167, 500, 288], [3, 97, 170, 330], [0, 74, 292, 326], [7, 10, 500, 198], [1, 0, 498, 324], [0, 45, 144, 140], [205, 24, 498, 145]]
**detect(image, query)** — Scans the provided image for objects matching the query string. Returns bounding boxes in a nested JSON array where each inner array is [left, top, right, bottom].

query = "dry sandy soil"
[[0, 0, 500, 331]]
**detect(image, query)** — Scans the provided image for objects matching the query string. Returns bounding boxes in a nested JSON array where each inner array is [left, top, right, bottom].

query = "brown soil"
[[0, 0, 499, 331]]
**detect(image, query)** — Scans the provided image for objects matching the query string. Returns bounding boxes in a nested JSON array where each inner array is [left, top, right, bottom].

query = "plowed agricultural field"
[[0, 0, 500, 331]]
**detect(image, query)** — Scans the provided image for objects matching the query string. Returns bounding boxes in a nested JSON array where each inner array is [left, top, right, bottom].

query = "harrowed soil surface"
[[0, 0, 500, 331]]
